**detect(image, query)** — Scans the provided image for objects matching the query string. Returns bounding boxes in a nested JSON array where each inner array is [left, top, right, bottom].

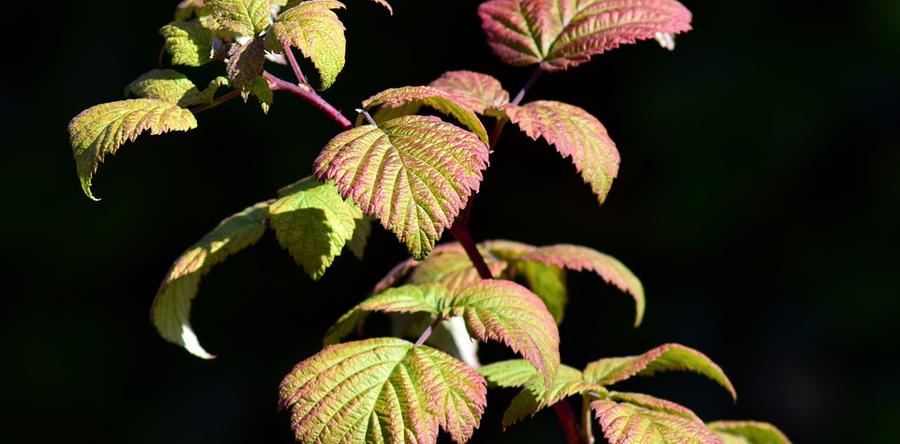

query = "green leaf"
[[326, 280, 560, 386], [68, 99, 197, 200], [269, 176, 362, 280], [429, 71, 510, 115], [314, 115, 489, 259], [608, 392, 702, 421], [347, 216, 371, 259], [207, 0, 272, 36], [480, 359, 544, 389], [225, 37, 266, 95], [503, 100, 620, 204], [192, 76, 232, 104], [124, 69, 209, 107], [583, 343, 737, 400], [361, 86, 490, 144], [160, 20, 215, 67], [478, 0, 693, 71], [592, 398, 721, 444], [707, 421, 792, 444], [151, 201, 270, 358], [518, 244, 643, 326], [269, 0, 346, 89], [407, 247, 507, 291], [511, 260, 567, 324], [280, 338, 486, 444], [174, 0, 208, 21], [249, 76, 273, 113]]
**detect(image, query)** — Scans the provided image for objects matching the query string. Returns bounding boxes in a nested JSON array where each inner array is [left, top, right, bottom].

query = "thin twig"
[[414, 316, 445, 346], [262, 71, 352, 129], [554, 401, 583, 444], [281, 42, 308, 85]]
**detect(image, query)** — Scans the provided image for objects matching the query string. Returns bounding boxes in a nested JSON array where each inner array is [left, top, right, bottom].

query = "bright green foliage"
[[124, 69, 212, 107], [160, 20, 215, 67], [429, 71, 510, 115], [592, 397, 721, 444], [503, 100, 621, 204], [279, 338, 486, 444], [207, 0, 272, 36], [269, 0, 346, 90], [361, 86, 490, 143], [314, 116, 490, 259], [268, 176, 363, 280], [707, 421, 792, 444], [326, 280, 560, 386], [226, 37, 266, 95], [151, 201, 270, 359], [584, 343, 737, 400], [68, 99, 197, 200]]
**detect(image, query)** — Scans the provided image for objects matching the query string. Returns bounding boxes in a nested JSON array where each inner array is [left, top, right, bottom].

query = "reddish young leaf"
[[360, 86, 490, 143], [429, 70, 511, 115], [518, 244, 643, 325], [584, 343, 737, 400], [609, 392, 702, 422], [592, 398, 722, 444], [479, 0, 693, 71], [504, 100, 620, 204]]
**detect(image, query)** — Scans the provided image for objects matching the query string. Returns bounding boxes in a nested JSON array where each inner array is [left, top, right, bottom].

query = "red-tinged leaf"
[[592, 398, 723, 444], [503, 100, 620, 204], [326, 280, 560, 386], [429, 71, 510, 115], [479, 0, 693, 71], [407, 247, 507, 291], [609, 392, 702, 422], [584, 343, 737, 400], [314, 115, 489, 260], [707, 421, 792, 444], [518, 244, 643, 325], [360, 86, 490, 143], [369, 242, 468, 294], [280, 338, 486, 444]]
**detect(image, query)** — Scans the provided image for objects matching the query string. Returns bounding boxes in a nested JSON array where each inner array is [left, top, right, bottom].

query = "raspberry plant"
[[67, 1, 792, 443]]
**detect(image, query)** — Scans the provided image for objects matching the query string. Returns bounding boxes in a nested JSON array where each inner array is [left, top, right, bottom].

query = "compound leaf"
[[269, 0, 346, 89], [707, 421, 792, 444], [504, 100, 620, 204], [478, 0, 693, 71], [269, 176, 362, 280], [429, 71, 510, 115], [314, 115, 489, 259], [207, 0, 272, 36], [279, 338, 486, 444], [592, 398, 721, 444], [151, 201, 270, 358], [518, 244, 643, 325], [124, 69, 207, 107], [361, 86, 489, 144], [68, 99, 197, 200], [160, 20, 215, 67], [583, 343, 737, 400]]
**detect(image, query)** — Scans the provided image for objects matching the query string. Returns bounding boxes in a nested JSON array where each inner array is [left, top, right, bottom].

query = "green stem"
[[582, 395, 595, 444]]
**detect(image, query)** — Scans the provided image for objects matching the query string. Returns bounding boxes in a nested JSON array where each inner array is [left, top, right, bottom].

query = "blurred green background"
[[3, 1, 899, 443]]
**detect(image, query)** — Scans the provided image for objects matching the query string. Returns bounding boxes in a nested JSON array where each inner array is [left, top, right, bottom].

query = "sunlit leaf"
[[314, 115, 489, 259], [478, 0, 693, 70], [207, 0, 272, 36], [280, 338, 486, 443], [124, 69, 208, 107], [160, 20, 215, 67], [429, 71, 510, 115], [707, 421, 792, 444], [361, 86, 489, 144], [407, 247, 507, 291], [68, 99, 197, 200], [151, 202, 270, 358], [269, 0, 346, 89], [592, 398, 721, 444]]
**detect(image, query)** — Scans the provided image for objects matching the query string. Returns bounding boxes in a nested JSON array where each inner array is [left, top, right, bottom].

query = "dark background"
[[3, 1, 899, 443]]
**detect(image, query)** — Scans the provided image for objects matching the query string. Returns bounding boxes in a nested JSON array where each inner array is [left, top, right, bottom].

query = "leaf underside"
[[68, 99, 197, 200], [269, 0, 346, 89], [314, 115, 489, 260], [478, 0, 693, 70], [151, 201, 270, 358], [279, 338, 486, 444]]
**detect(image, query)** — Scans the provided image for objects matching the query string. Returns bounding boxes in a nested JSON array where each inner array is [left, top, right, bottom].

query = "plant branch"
[[449, 219, 493, 279], [414, 316, 445, 346], [581, 395, 595, 444], [190, 90, 241, 114], [262, 71, 353, 129], [512, 66, 543, 106], [553, 401, 583, 444], [281, 42, 309, 85]]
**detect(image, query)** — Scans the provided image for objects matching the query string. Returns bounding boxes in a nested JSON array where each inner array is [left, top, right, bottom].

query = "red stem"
[[554, 402, 583, 444], [282, 42, 309, 85], [262, 71, 352, 129]]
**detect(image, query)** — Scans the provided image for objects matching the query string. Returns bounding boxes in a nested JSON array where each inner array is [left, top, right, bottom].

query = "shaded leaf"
[[269, 176, 362, 280], [151, 202, 270, 358], [207, 0, 272, 36], [583, 343, 737, 400], [592, 398, 722, 444], [124, 69, 203, 106], [407, 247, 507, 291], [160, 20, 215, 67], [429, 70, 510, 115], [68, 99, 197, 200], [347, 216, 372, 259], [249, 76, 273, 113], [361, 86, 489, 144], [511, 260, 567, 324], [226, 37, 266, 95], [707, 421, 792, 444], [280, 338, 486, 444], [192, 76, 232, 104], [608, 392, 702, 421], [518, 244, 643, 325], [269, 0, 346, 89], [478, 0, 693, 71], [314, 115, 489, 259], [503, 100, 620, 204], [326, 280, 559, 386]]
